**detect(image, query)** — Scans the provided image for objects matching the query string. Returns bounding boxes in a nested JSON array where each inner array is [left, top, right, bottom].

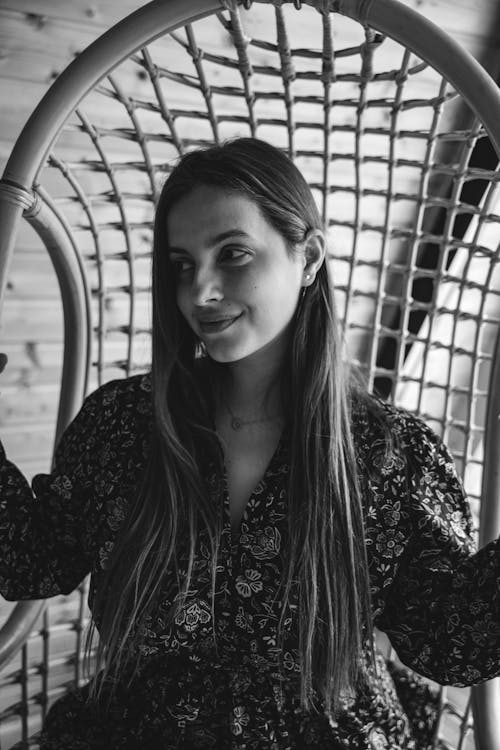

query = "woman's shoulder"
[[79, 371, 152, 425], [350, 389, 449, 476], [91, 371, 151, 401], [51, 372, 153, 467]]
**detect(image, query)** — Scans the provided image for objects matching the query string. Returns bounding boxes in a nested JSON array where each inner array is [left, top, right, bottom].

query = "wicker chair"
[[0, 0, 499, 747]]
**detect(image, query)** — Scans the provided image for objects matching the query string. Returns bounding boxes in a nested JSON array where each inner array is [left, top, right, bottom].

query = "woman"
[[0, 137, 499, 749]]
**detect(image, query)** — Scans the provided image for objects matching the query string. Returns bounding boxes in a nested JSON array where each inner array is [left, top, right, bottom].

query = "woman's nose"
[[191, 267, 223, 305]]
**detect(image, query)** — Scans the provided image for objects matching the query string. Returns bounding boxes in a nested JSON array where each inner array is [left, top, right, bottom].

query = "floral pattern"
[[1, 372, 499, 749]]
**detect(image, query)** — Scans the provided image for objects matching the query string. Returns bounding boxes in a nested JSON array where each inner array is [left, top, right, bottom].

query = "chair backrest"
[[0, 1, 499, 747]]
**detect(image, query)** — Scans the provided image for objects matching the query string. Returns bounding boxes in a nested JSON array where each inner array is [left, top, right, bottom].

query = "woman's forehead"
[[166, 186, 276, 249]]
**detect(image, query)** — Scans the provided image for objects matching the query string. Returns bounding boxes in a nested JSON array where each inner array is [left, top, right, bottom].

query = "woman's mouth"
[[198, 314, 241, 334]]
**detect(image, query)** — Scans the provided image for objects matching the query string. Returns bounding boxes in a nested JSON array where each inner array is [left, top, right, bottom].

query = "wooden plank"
[[0, 340, 63, 398], [0, 357, 62, 391], [0, 391, 60, 431], [0, 77, 48, 147], [0, 341, 63, 369], [0, 422, 55, 466], [0, 387, 61, 429], [6, 254, 59, 299], [1, 297, 63, 343], [0, 0, 148, 30], [5, 222, 47, 252], [0, 10, 99, 85]]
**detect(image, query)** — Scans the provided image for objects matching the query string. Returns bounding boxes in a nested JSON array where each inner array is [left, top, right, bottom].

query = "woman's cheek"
[[176, 289, 190, 323]]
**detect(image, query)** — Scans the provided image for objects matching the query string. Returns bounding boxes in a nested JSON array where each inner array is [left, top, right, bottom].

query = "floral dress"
[[0, 373, 499, 749]]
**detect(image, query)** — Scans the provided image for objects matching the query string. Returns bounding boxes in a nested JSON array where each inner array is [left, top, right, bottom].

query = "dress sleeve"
[[0, 386, 107, 600], [376, 421, 500, 687]]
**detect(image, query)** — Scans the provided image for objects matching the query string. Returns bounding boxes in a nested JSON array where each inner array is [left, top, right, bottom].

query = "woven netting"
[[2, 3, 500, 748]]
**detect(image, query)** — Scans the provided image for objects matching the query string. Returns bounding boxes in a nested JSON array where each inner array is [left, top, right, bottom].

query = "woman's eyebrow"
[[167, 229, 251, 255]]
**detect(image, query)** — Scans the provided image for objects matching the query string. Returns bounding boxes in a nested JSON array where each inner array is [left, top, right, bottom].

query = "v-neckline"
[[222, 426, 287, 541]]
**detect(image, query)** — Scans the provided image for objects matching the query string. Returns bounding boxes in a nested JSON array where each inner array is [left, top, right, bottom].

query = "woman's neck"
[[217, 340, 287, 419]]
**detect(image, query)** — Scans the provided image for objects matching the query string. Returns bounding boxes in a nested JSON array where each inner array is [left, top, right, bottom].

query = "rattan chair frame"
[[0, 1, 499, 747]]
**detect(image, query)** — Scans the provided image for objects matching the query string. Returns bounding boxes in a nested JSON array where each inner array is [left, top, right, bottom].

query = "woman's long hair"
[[85, 137, 375, 719]]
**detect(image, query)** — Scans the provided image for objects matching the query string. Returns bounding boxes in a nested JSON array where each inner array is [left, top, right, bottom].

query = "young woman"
[[0, 138, 499, 749]]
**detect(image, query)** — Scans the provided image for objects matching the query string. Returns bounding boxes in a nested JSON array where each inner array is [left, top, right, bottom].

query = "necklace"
[[223, 400, 282, 431]]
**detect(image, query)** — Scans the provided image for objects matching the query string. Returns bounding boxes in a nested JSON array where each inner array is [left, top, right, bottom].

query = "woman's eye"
[[170, 247, 249, 274], [220, 247, 249, 263], [171, 259, 193, 273]]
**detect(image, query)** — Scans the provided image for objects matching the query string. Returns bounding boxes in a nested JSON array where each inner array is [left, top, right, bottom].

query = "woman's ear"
[[301, 229, 326, 287]]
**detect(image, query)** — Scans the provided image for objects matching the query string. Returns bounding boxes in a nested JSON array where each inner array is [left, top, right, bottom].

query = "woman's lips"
[[198, 314, 241, 334]]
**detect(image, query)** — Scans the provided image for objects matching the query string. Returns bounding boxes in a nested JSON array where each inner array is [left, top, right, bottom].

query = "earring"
[[301, 275, 309, 300]]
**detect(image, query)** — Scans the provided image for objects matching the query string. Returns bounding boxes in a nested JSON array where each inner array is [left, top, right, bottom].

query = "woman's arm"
[[0, 383, 109, 600], [374, 419, 500, 687]]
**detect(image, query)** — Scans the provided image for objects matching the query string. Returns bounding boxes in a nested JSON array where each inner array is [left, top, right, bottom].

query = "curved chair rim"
[[2, 0, 500, 195]]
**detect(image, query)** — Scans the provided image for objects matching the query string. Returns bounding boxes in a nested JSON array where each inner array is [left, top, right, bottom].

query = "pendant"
[[231, 416, 243, 430]]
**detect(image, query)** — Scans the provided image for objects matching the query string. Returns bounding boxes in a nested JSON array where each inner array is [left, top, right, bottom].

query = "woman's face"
[[166, 185, 306, 364]]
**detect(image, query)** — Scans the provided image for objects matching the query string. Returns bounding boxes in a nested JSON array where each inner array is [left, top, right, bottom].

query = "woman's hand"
[[0, 353, 7, 374]]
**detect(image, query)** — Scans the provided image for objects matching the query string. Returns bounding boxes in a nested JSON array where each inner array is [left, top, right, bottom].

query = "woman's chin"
[[204, 345, 248, 364]]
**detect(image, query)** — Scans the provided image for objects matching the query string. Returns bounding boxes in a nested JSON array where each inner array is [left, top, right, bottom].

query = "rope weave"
[[321, 4, 336, 84], [0, 180, 37, 212]]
